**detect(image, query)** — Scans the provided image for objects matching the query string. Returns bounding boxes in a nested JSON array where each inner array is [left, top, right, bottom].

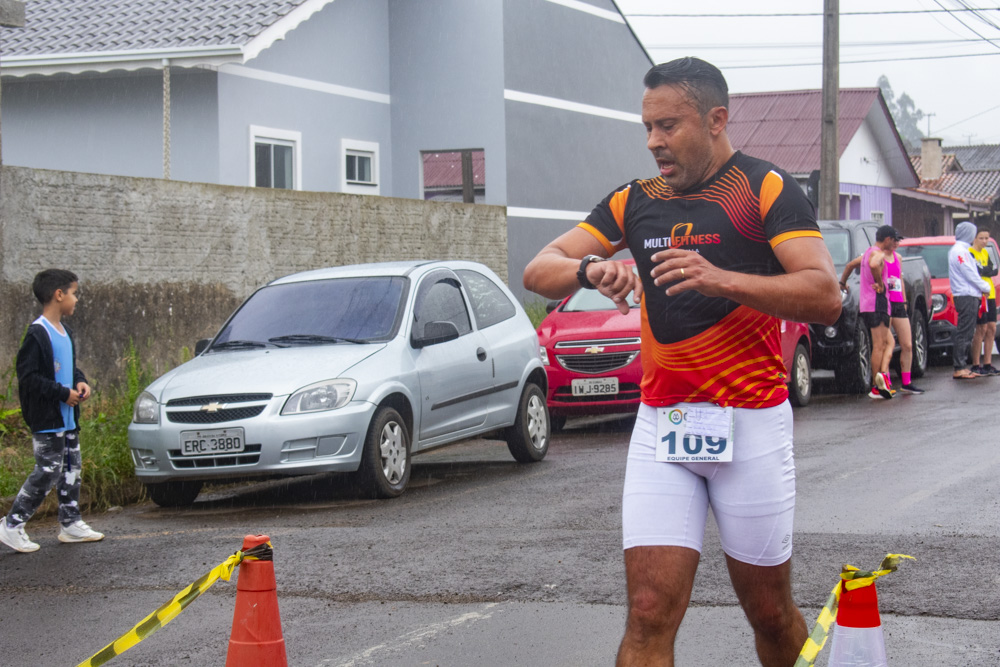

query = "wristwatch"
[[577, 255, 605, 289]]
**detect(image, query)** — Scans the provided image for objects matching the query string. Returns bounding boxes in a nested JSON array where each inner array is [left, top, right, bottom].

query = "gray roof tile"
[[1, 0, 311, 55]]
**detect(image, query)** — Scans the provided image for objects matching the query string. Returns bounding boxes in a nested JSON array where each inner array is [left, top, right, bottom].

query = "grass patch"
[[523, 297, 553, 329], [0, 340, 156, 514]]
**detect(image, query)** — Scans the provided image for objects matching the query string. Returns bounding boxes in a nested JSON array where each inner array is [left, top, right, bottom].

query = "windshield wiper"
[[211, 340, 270, 350], [268, 334, 367, 345]]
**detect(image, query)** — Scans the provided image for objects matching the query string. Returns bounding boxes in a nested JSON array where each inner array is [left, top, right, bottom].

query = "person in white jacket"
[[948, 221, 991, 379]]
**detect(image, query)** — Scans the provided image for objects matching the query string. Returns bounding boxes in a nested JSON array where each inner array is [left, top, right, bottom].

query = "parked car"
[[897, 235, 1000, 355], [129, 260, 549, 506], [536, 261, 814, 429], [815, 220, 932, 393]]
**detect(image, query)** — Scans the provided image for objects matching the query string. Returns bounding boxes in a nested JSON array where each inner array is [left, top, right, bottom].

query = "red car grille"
[[556, 351, 638, 374]]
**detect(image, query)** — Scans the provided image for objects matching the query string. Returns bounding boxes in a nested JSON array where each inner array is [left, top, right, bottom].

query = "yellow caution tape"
[[794, 553, 914, 667], [77, 541, 273, 667]]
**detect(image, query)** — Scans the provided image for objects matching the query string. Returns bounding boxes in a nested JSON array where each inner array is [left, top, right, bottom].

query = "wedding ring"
[[680, 268, 685, 278]]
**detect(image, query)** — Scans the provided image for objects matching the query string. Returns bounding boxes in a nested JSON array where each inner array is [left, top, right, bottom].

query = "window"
[[421, 149, 484, 203], [871, 211, 885, 224], [342, 139, 379, 195], [250, 126, 301, 190], [456, 270, 516, 329], [412, 273, 471, 341]]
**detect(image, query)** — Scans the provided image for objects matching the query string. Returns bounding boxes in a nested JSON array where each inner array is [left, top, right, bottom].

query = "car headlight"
[[932, 294, 945, 314], [539, 345, 550, 365], [281, 379, 357, 415], [133, 391, 159, 424]]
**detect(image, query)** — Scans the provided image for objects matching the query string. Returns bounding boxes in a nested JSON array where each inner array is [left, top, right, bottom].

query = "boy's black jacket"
[[16, 322, 89, 433]]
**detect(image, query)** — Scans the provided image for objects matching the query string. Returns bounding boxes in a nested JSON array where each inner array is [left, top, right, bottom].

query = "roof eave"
[[242, 0, 336, 61], [0, 46, 244, 77]]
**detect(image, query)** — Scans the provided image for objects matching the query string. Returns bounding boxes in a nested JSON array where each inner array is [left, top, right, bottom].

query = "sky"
[[617, 0, 1000, 147]]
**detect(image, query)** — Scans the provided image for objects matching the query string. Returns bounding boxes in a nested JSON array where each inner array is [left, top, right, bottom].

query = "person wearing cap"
[[840, 226, 898, 398], [948, 221, 991, 379]]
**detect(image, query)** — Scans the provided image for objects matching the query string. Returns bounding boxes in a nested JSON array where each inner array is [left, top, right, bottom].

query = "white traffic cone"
[[827, 580, 888, 666]]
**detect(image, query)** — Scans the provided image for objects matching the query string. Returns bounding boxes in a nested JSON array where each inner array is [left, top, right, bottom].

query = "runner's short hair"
[[32, 269, 78, 304], [643, 57, 729, 115]]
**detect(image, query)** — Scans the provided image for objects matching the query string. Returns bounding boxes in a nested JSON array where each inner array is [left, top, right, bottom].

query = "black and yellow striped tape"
[[77, 541, 273, 667], [794, 553, 914, 667]]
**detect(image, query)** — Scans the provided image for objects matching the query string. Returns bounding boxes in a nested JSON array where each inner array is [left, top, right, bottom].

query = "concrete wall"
[[0, 166, 507, 387]]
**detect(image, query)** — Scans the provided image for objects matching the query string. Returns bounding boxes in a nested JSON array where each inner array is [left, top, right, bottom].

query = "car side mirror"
[[545, 299, 561, 314], [412, 321, 460, 349], [194, 339, 212, 355]]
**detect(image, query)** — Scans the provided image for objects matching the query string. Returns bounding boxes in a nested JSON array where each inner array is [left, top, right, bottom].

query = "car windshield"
[[213, 276, 407, 347], [822, 229, 851, 268], [562, 278, 639, 312], [898, 245, 949, 279]]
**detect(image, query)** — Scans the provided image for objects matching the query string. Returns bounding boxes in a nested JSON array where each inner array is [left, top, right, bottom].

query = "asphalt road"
[[1, 364, 998, 666]]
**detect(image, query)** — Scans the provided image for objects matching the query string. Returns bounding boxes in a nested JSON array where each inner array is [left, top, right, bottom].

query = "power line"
[[934, 0, 1000, 50], [643, 49, 1000, 69], [642, 38, 992, 49], [624, 8, 1000, 18], [935, 102, 1000, 132]]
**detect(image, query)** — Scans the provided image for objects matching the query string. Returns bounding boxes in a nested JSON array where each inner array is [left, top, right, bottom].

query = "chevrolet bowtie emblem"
[[584, 346, 604, 354], [201, 402, 226, 413]]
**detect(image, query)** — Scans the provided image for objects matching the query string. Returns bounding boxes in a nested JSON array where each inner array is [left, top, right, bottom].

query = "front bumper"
[[129, 397, 376, 484], [928, 318, 957, 350]]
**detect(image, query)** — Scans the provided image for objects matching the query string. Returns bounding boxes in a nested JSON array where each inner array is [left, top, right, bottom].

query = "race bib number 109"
[[655, 405, 734, 463]]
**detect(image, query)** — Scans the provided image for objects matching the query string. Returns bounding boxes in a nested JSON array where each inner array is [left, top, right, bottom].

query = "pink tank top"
[[859, 246, 890, 313], [884, 252, 904, 303]]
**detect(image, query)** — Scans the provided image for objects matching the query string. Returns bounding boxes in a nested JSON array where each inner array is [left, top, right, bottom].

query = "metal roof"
[[728, 88, 910, 178], [945, 144, 1000, 172], [0, 0, 334, 75]]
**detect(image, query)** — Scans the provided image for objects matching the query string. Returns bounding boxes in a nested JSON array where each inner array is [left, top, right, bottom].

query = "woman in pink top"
[[882, 236, 923, 393]]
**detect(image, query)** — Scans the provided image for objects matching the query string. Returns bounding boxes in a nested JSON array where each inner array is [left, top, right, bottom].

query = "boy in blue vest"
[[0, 269, 104, 553]]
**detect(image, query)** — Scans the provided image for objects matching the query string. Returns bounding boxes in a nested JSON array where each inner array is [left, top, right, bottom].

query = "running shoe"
[[868, 388, 883, 399], [984, 365, 1000, 376], [970, 365, 983, 375], [0, 521, 40, 553], [875, 372, 893, 399], [58, 520, 104, 543], [899, 383, 925, 394]]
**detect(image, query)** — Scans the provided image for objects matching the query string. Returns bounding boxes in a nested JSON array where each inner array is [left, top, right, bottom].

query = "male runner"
[[523, 57, 841, 666]]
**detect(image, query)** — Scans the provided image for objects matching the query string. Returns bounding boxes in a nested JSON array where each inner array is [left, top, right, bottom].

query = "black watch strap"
[[577, 255, 604, 289]]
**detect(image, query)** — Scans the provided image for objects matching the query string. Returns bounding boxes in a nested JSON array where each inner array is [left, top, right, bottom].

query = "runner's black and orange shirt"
[[578, 151, 821, 409]]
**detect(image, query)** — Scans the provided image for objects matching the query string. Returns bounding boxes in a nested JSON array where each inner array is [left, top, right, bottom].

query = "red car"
[[898, 235, 1000, 353], [536, 262, 813, 430]]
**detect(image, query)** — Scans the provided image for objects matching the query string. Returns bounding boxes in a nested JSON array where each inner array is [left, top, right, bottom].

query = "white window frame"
[[250, 125, 302, 190], [342, 139, 380, 195], [871, 211, 885, 224]]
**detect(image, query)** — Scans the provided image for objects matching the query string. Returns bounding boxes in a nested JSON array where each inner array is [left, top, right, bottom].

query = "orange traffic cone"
[[827, 580, 888, 666], [226, 535, 287, 667]]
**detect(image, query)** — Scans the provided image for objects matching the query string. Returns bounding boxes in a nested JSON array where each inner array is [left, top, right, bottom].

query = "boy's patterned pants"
[[6, 430, 83, 527]]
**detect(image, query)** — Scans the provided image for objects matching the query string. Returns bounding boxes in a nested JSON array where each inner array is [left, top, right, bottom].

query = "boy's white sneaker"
[[0, 521, 41, 553], [58, 520, 104, 543]]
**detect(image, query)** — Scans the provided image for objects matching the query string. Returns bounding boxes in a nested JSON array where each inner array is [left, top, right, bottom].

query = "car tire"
[[504, 383, 549, 463], [358, 406, 411, 499], [788, 342, 812, 407], [144, 480, 203, 507], [910, 311, 929, 379], [834, 321, 871, 394], [549, 414, 567, 433]]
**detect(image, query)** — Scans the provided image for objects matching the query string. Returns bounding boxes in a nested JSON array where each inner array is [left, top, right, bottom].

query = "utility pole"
[[819, 0, 839, 220], [0, 0, 27, 177]]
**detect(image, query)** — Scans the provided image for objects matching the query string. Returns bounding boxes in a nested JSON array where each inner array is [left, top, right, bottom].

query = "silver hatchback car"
[[129, 261, 549, 506]]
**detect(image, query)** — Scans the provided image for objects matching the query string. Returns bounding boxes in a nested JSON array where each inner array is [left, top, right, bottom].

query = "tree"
[[878, 75, 925, 151]]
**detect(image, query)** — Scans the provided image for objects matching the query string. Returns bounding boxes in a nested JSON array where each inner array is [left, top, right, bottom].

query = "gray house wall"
[[218, 0, 394, 193], [1, 69, 220, 183], [501, 0, 654, 303], [387, 0, 507, 205]]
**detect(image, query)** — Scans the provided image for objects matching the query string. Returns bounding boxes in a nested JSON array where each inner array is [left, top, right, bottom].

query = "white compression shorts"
[[622, 401, 796, 566]]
